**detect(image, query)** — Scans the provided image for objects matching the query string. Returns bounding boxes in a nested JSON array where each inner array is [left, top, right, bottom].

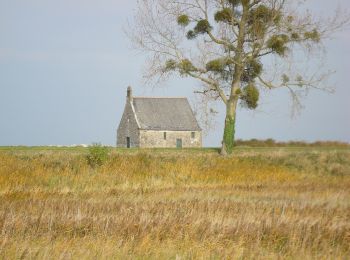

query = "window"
[[164, 132, 167, 140], [191, 132, 195, 139]]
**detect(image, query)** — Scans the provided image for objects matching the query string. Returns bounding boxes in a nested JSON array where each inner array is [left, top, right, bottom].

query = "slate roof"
[[132, 97, 201, 131]]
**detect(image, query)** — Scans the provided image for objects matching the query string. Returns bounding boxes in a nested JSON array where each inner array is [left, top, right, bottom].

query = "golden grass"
[[0, 148, 349, 259]]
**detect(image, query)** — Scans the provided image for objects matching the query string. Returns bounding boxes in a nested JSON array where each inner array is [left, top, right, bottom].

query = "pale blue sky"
[[0, 0, 349, 146]]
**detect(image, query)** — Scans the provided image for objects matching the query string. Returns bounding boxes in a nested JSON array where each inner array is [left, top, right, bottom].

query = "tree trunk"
[[219, 1, 247, 156], [220, 100, 237, 155]]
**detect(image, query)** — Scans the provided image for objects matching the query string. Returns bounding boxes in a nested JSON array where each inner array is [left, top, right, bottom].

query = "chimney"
[[127, 86, 133, 102]]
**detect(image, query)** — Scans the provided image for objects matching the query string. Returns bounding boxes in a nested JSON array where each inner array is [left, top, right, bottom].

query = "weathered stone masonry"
[[139, 130, 202, 148], [117, 87, 202, 148], [116, 101, 140, 148]]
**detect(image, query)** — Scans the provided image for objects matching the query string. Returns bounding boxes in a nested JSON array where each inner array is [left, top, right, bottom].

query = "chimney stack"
[[127, 86, 132, 102]]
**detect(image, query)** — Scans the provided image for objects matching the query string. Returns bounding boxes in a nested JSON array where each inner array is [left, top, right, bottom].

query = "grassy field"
[[0, 146, 349, 259]]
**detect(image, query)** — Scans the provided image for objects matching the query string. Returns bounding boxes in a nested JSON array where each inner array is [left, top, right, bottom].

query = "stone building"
[[117, 87, 202, 148]]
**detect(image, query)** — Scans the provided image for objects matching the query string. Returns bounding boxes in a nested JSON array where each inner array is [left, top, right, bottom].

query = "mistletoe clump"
[[194, 19, 212, 34], [186, 30, 197, 39], [304, 29, 320, 42], [186, 19, 212, 39], [247, 5, 281, 39], [227, 0, 240, 6], [177, 14, 190, 27], [242, 59, 263, 82], [249, 5, 272, 23], [241, 84, 259, 109], [290, 32, 300, 41], [164, 59, 177, 71], [206, 59, 226, 72], [178, 59, 197, 74], [164, 59, 197, 74], [214, 8, 233, 23], [206, 58, 233, 72], [267, 34, 290, 56]]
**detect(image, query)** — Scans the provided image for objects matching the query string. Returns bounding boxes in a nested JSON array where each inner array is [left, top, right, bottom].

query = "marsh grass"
[[0, 147, 349, 259]]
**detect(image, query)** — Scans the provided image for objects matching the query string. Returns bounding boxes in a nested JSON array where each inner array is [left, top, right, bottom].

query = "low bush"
[[86, 143, 109, 167]]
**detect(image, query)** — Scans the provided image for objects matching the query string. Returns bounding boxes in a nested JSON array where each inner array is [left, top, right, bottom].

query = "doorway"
[[126, 137, 130, 148], [176, 138, 182, 148]]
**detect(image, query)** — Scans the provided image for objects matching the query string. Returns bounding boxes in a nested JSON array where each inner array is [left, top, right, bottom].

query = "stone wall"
[[116, 100, 140, 147], [139, 130, 202, 148], [117, 90, 202, 148]]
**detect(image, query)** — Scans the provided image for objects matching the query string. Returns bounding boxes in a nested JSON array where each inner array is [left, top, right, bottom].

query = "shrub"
[[86, 143, 109, 167]]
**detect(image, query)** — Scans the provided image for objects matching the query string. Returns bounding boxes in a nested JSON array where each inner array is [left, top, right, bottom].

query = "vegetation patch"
[[0, 147, 349, 258], [86, 143, 110, 167]]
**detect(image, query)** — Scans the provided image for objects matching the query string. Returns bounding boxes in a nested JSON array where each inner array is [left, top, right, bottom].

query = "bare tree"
[[128, 0, 349, 155]]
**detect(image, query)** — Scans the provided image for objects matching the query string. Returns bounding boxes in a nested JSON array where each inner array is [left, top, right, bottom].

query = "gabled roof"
[[132, 97, 201, 131]]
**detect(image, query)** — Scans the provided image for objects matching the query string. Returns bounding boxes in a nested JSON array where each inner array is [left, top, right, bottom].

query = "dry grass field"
[[0, 146, 349, 259]]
